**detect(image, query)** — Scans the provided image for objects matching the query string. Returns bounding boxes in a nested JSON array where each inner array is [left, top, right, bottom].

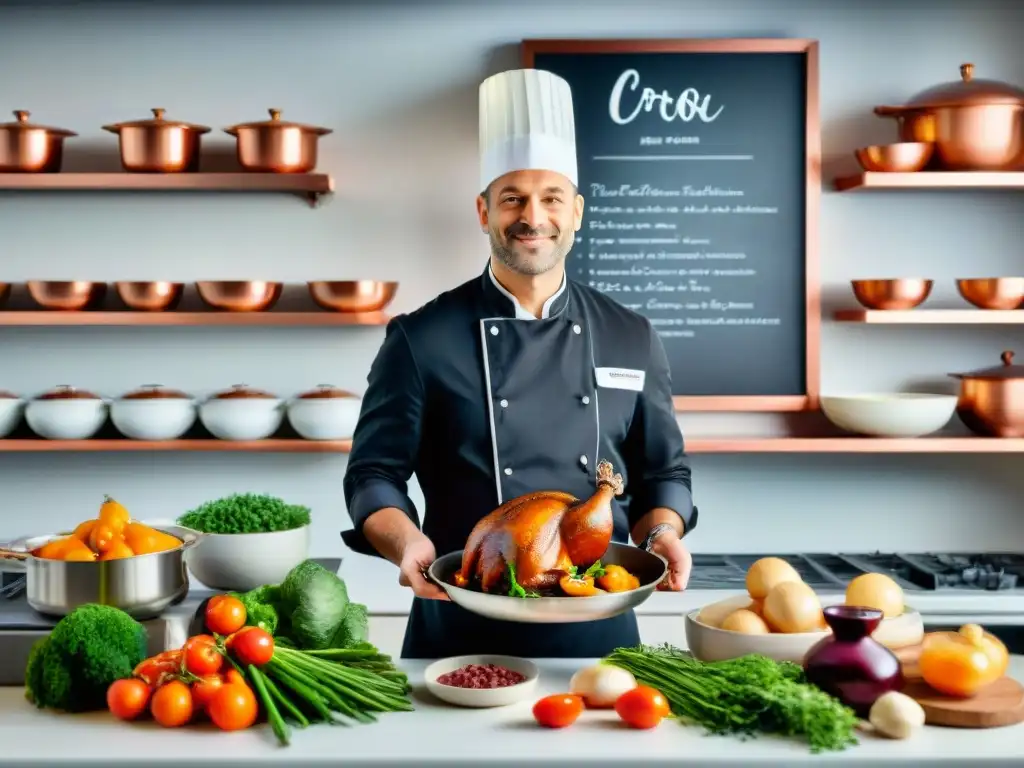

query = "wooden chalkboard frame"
[[522, 38, 821, 413]]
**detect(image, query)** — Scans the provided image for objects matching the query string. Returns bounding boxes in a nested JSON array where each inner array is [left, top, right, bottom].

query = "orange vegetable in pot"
[[559, 574, 605, 597], [71, 519, 97, 542], [596, 564, 640, 593], [123, 522, 181, 555], [919, 623, 1009, 698], [89, 523, 121, 554], [99, 539, 135, 561], [32, 537, 78, 560], [59, 538, 98, 561], [98, 495, 131, 533]]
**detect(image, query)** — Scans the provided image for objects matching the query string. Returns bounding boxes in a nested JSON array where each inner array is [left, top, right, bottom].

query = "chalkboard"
[[522, 39, 820, 412]]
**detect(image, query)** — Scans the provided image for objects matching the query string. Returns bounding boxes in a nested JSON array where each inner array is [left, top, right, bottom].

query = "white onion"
[[569, 664, 637, 708]]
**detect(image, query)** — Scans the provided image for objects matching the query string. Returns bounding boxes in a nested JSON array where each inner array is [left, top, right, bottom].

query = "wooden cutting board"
[[892, 644, 1024, 728]]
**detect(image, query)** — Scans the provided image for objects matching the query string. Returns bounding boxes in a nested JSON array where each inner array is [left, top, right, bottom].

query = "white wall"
[[1, 0, 1023, 556]]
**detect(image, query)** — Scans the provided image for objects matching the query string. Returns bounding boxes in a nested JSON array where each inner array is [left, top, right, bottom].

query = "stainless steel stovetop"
[[686, 552, 1024, 593]]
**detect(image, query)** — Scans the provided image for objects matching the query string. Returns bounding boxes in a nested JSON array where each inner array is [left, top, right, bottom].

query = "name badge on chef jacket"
[[595, 367, 646, 392]]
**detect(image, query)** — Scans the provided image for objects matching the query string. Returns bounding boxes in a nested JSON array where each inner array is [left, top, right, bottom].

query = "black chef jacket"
[[342, 265, 697, 659]]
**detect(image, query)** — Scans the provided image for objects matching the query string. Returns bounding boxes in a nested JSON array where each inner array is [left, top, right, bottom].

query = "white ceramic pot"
[[0, 391, 24, 437], [111, 384, 197, 441], [199, 384, 284, 441], [286, 384, 361, 440], [820, 393, 957, 438], [25, 385, 108, 440], [185, 524, 311, 591]]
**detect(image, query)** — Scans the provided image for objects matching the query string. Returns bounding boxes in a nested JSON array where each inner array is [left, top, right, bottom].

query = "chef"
[[342, 68, 697, 659]]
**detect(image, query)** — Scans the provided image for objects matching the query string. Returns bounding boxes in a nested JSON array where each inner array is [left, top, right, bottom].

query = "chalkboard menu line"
[[522, 38, 821, 413]]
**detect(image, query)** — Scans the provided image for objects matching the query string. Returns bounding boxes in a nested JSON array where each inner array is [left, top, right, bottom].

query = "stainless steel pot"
[[0, 521, 204, 619]]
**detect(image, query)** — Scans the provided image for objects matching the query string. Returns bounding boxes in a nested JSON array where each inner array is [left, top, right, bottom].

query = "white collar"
[[487, 265, 567, 320]]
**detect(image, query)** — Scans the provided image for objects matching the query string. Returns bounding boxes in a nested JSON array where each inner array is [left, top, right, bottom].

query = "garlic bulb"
[[569, 664, 637, 708]]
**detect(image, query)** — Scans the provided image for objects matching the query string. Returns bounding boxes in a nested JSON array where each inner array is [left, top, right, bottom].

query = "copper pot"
[[949, 351, 1024, 437], [27, 281, 107, 311], [195, 281, 282, 312], [308, 280, 398, 312], [224, 109, 332, 173], [874, 64, 1024, 171], [0, 282, 10, 307], [102, 108, 210, 173], [0, 110, 77, 173], [115, 281, 184, 311]]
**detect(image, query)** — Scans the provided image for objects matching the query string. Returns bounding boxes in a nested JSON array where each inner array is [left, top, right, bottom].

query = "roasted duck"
[[453, 459, 626, 596]]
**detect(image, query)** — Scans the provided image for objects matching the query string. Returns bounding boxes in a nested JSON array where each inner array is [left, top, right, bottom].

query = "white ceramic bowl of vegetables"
[[180, 493, 312, 591]]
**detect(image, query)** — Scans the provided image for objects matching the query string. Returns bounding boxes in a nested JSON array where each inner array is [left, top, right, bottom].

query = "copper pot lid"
[[898, 64, 1024, 109], [102, 108, 211, 134], [35, 385, 101, 400], [121, 384, 192, 400], [0, 110, 77, 137], [210, 384, 278, 400], [0, 390, 19, 399], [950, 350, 1024, 380], [224, 109, 333, 137], [296, 384, 357, 400]]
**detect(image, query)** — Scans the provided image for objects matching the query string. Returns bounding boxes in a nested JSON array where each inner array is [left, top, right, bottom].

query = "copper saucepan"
[[224, 109, 333, 173], [949, 350, 1024, 437], [0, 110, 77, 173], [102, 108, 211, 173], [874, 63, 1024, 171]]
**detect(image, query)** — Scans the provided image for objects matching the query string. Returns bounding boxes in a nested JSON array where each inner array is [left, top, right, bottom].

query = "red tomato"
[[532, 694, 584, 729], [107, 678, 151, 721], [205, 595, 247, 636], [134, 650, 182, 688], [184, 635, 223, 676], [190, 673, 225, 712], [207, 681, 258, 731], [223, 668, 247, 688], [614, 685, 670, 729], [150, 680, 194, 727], [228, 626, 274, 666]]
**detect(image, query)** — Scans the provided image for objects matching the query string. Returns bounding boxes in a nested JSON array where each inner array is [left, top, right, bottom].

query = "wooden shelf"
[[687, 436, 1024, 453], [0, 173, 334, 207], [834, 172, 1024, 192], [0, 438, 352, 453], [834, 309, 1024, 324], [0, 311, 390, 327]]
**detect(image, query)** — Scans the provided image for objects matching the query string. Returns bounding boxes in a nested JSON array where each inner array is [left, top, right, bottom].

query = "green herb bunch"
[[178, 493, 311, 534]]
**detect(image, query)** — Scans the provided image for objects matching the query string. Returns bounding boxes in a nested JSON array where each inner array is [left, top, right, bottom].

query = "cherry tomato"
[[190, 673, 225, 712], [150, 680, 194, 727], [134, 650, 183, 688], [207, 681, 258, 731], [228, 626, 274, 666], [224, 668, 247, 688], [532, 694, 584, 728], [205, 595, 247, 636], [107, 678, 151, 721], [184, 635, 223, 676], [615, 685, 670, 729]]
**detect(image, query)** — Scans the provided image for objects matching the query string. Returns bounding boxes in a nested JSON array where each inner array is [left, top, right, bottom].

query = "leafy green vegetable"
[[506, 562, 539, 598], [568, 560, 605, 579], [279, 560, 350, 650], [232, 584, 283, 635], [177, 493, 311, 534], [25, 604, 148, 712], [330, 602, 369, 648], [604, 646, 858, 753]]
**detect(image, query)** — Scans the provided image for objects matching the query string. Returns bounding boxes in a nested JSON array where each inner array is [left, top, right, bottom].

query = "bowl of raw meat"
[[424, 655, 539, 708]]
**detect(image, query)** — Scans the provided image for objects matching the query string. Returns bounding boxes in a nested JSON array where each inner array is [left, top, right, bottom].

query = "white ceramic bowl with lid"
[[0, 390, 24, 437], [199, 384, 284, 441], [286, 384, 361, 440], [111, 384, 197, 440], [423, 655, 540, 708], [25, 385, 108, 440]]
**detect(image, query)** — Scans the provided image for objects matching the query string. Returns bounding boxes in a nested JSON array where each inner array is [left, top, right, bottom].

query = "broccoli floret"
[[279, 560, 349, 650], [25, 604, 147, 712], [233, 585, 282, 635], [330, 602, 369, 648]]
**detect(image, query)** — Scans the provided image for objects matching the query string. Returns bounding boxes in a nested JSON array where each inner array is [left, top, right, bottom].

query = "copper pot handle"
[[874, 106, 908, 117]]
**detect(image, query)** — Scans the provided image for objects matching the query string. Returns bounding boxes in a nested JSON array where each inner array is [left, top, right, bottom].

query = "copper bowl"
[[956, 277, 1024, 310], [196, 281, 282, 312], [308, 281, 398, 313], [854, 142, 934, 173], [115, 281, 184, 311], [0, 283, 10, 306], [851, 279, 933, 310], [26, 281, 107, 311]]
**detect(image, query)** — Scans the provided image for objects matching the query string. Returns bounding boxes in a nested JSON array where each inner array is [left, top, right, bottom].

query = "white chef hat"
[[478, 68, 578, 192]]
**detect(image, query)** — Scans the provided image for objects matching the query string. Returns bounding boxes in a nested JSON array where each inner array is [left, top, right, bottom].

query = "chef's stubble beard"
[[489, 226, 573, 277]]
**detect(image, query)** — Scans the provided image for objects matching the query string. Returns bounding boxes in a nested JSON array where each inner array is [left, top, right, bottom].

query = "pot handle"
[[873, 105, 913, 118], [0, 548, 29, 572]]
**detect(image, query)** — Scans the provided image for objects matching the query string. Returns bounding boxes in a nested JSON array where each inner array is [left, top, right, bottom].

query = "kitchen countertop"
[[338, 551, 1024, 622], [1, 657, 1022, 767]]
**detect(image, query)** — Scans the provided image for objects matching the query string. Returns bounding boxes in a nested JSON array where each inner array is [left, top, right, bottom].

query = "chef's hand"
[[398, 536, 450, 601], [650, 530, 692, 592]]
